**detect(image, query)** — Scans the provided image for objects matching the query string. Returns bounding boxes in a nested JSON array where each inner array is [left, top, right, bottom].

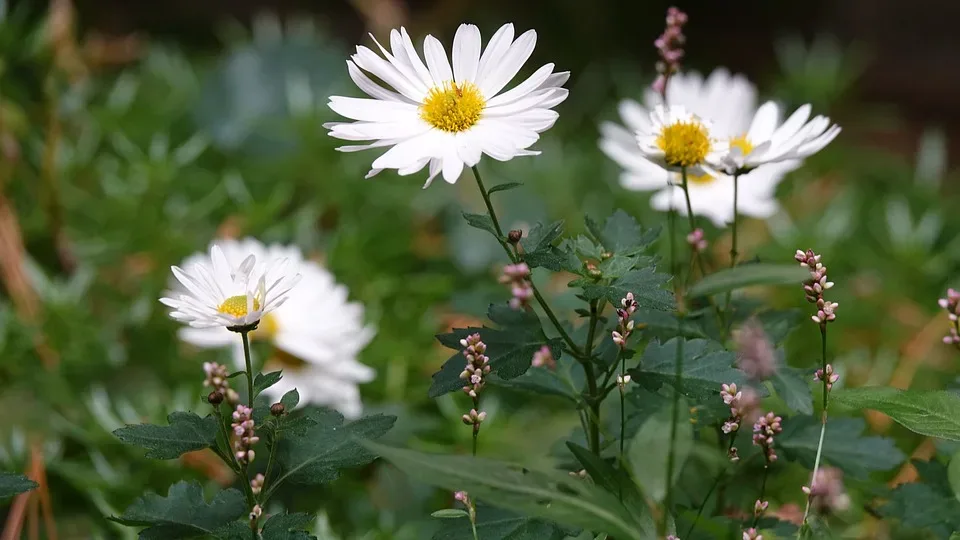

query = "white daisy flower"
[[325, 23, 569, 187], [600, 69, 801, 226], [173, 238, 376, 418], [634, 104, 729, 173], [160, 244, 300, 330], [709, 101, 841, 174]]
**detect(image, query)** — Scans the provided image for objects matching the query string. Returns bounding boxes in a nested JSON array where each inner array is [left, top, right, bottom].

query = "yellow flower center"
[[217, 295, 260, 318], [655, 121, 711, 167], [729, 134, 754, 156], [420, 81, 485, 133]]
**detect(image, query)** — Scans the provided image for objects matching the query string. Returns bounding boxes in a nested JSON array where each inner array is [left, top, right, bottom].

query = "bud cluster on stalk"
[[795, 249, 838, 326], [459, 334, 490, 433]]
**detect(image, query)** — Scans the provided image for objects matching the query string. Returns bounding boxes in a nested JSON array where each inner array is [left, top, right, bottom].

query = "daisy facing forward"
[[172, 239, 376, 418], [160, 244, 301, 331], [600, 69, 800, 226], [326, 23, 569, 187]]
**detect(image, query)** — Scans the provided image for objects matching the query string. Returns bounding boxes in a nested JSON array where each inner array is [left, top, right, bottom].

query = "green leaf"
[[949, 451, 960, 503], [627, 397, 692, 502], [487, 182, 522, 194], [597, 254, 636, 279], [433, 507, 572, 540], [563, 235, 604, 262], [831, 387, 960, 441], [489, 369, 577, 402], [280, 388, 300, 411], [272, 409, 395, 487], [521, 221, 564, 253], [770, 364, 813, 415], [881, 480, 960, 539], [595, 210, 659, 255], [463, 212, 499, 237], [778, 416, 904, 478], [580, 267, 674, 312], [629, 338, 746, 403], [431, 509, 469, 519], [524, 246, 579, 272], [755, 309, 802, 344], [0, 472, 37, 499], [367, 442, 654, 540], [113, 412, 217, 459], [254, 371, 283, 397], [262, 513, 317, 540], [687, 264, 810, 298], [110, 481, 246, 539], [566, 443, 645, 513], [430, 304, 560, 397]]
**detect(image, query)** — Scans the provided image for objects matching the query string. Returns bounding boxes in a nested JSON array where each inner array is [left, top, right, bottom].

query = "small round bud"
[[270, 403, 286, 416], [208, 391, 224, 405], [507, 230, 522, 244]]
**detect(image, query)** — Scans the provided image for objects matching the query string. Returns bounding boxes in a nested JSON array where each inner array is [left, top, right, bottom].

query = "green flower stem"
[[241, 331, 255, 406], [799, 325, 830, 537], [239, 330, 258, 538], [471, 165, 583, 358], [751, 464, 771, 528], [583, 300, 602, 455], [722, 174, 740, 339], [679, 167, 725, 327]]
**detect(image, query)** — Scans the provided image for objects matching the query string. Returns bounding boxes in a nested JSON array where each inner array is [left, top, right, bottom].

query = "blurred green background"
[[2, 0, 960, 538]]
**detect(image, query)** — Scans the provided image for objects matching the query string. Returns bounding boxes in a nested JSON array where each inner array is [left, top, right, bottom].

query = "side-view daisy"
[[160, 244, 300, 330], [173, 238, 376, 418], [710, 101, 841, 174], [326, 23, 569, 187], [599, 69, 801, 225]]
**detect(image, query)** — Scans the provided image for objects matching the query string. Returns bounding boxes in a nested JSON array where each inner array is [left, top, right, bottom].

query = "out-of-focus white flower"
[[326, 23, 569, 187], [174, 238, 375, 418], [600, 69, 803, 225], [160, 244, 300, 329]]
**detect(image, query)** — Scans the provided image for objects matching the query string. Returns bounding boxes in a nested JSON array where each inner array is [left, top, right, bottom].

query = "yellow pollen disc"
[[217, 295, 261, 318], [729, 134, 754, 155], [250, 313, 280, 341], [420, 81, 485, 133], [655, 121, 711, 167]]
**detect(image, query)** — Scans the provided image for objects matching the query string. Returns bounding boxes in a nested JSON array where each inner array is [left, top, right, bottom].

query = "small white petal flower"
[[160, 244, 301, 330], [710, 101, 841, 173], [326, 23, 569, 187], [635, 104, 729, 173], [173, 238, 375, 418], [600, 69, 803, 225]]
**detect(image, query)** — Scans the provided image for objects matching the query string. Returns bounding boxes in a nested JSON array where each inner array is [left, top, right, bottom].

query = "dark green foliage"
[[432, 507, 571, 540], [110, 481, 246, 539], [778, 416, 905, 478], [113, 412, 218, 460], [0, 472, 38, 500]]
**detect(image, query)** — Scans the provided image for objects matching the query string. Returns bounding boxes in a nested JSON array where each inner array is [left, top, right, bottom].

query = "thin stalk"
[[617, 350, 627, 502], [679, 168, 725, 327], [241, 332, 255, 405], [799, 325, 830, 537], [722, 174, 740, 339], [584, 300, 602, 456], [468, 504, 480, 540], [239, 331, 258, 540], [751, 465, 771, 528], [471, 165, 583, 357]]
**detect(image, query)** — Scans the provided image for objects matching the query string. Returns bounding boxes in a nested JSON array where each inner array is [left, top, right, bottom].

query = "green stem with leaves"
[[799, 325, 830, 537], [722, 173, 740, 338], [239, 330, 258, 539]]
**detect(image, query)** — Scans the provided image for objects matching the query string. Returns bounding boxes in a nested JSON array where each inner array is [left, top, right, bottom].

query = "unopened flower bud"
[[208, 391, 224, 405], [270, 403, 285, 416], [507, 230, 522, 244]]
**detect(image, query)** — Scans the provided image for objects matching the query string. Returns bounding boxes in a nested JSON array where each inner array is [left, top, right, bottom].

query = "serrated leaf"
[[280, 388, 300, 411], [770, 364, 813, 415], [367, 442, 654, 540], [430, 304, 560, 397], [687, 264, 810, 298], [778, 416, 904, 478], [488, 182, 522, 194], [564, 236, 604, 261], [272, 409, 395, 487], [463, 212, 499, 237], [881, 481, 960, 539], [254, 371, 283, 396], [831, 387, 960, 441], [598, 254, 636, 279], [262, 513, 317, 540], [521, 221, 564, 253], [524, 247, 577, 272], [110, 481, 246, 539], [596, 210, 659, 255], [628, 397, 692, 502], [629, 338, 747, 403], [0, 472, 37, 499], [433, 507, 572, 540], [581, 267, 674, 312], [113, 412, 217, 459]]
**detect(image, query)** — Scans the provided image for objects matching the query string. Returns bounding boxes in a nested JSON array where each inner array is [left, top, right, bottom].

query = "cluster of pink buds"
[[250, 473, 265, 495], [499, 263, 533, 310], [742, 528, 762, 540], [686, 228, 708, 253], [531, 345, 556, 369], [814, 364, 840, 391], [802, 466, 850, 514], [736, 320, 776, 381], [203, 362, 239, 404], [231, 405, 258, 464], [612, 293, 638, 348], [938, 288, 960, 346], [754, 499, 768, 518], [752, 412, 783, 463], [459, 334, 490, 434], [720, 383, 759, 434], [652, 7, 688, 95], [795, 249, 838, 326], [454, 491, 477, 522]]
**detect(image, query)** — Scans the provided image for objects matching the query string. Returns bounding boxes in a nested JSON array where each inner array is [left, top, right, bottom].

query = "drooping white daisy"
[[599, 69, 801, 226], [325, 23, 569, 187], [160, 244, 301, 330], [709, 101, 841, 174], [173, 238, 376, 418]]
